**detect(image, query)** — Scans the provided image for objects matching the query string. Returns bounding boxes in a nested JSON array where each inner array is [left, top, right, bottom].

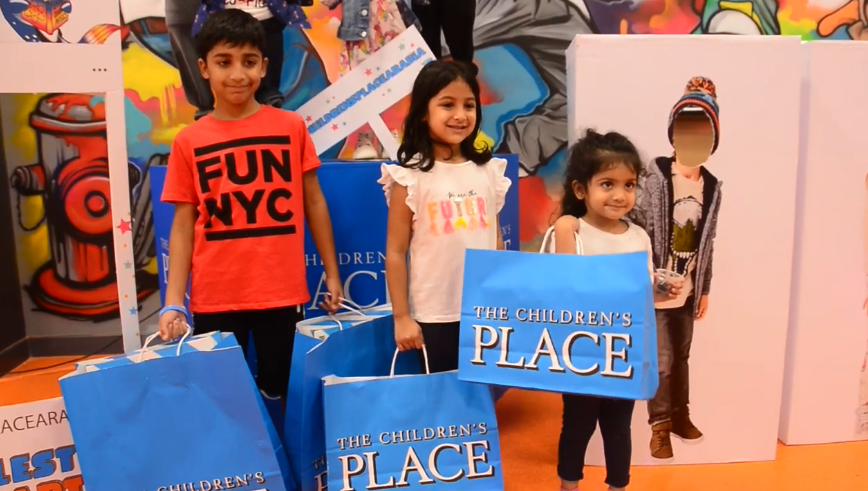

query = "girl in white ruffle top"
[[379, 60, 511, 373]]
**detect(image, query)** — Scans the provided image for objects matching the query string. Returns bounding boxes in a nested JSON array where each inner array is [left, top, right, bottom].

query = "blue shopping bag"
[[459, 247, 658, 400], [322, 349, 503, 491], [60, 331, 294, 491], [284, 306, 420, 491]]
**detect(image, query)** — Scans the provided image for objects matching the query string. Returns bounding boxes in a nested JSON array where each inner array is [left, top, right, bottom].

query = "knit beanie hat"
[[668, 76, 720, 154]]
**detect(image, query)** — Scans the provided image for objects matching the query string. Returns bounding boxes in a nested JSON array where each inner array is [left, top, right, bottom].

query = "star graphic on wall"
[[410, 43, 415, 48], [117, 219, 131, 234], [399, 43, 406, 51], [365, 69, 372, 76], [124, 261, 132, 270], [305, 116, 312, 123], [331, 124, 338, 131], [129, 307, 138, 315]]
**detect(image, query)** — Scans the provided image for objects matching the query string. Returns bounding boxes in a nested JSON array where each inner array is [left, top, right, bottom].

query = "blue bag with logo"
[[59, 332, 295, 491], [458, 246, 658, 400], [284, 306, 420, 491], [322, 349, 503, 491]]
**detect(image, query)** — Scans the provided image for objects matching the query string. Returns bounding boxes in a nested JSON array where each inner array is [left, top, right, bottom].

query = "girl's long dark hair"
[[398, 60, 492, 171], [561, 129, 644, 219]]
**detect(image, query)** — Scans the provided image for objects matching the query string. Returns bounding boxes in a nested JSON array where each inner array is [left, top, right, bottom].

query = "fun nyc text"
[[195, 136, 296, 242]]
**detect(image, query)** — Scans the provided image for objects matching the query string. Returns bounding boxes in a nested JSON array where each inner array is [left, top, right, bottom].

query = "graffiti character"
[[8, 94, 157, 321], [0, 0, 120, 43], [691, 0, 781, 34], [818, 0, 868, 39], [470, 0, 596, 177], [635, 76, 723, 461]]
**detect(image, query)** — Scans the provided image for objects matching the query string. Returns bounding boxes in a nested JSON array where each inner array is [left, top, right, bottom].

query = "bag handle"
[[539, 225, 584, 255], [138, 324, 193, 361], [322, 298, 373, 331], [391, 347, 429, 376]]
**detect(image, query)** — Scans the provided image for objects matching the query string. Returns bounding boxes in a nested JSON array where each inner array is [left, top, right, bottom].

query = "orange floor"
[[2, 357, 867, 491]]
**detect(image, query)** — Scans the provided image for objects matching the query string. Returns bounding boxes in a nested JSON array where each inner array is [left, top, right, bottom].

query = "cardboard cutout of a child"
[[636, 76, 723, 461]]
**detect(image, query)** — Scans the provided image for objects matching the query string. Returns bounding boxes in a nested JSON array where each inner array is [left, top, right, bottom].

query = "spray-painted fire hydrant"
[[10, 93, 155, 320]]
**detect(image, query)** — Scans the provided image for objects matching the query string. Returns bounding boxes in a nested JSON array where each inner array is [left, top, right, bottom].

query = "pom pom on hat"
[[668, 76, 720, 154]]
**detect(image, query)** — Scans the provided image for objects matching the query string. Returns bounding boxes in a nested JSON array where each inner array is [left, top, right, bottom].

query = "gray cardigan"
[[634, 157, 722, 311]]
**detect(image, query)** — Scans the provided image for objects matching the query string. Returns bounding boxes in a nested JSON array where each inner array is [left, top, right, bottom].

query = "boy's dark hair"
[[398, 60, 492, 172], [195, 9, 267, 61], [561, 129, 644, 219]]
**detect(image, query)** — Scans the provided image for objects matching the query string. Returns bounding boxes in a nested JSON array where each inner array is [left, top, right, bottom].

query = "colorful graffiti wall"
[[0, 0, 864, 335]]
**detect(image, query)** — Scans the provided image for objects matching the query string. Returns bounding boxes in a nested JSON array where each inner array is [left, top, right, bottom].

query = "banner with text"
[[0, 398, 83, 491], [322, 368, 502, 491], [296, 27, 432, 159], [458, 249, 659, 400], [151, 157, 521, 319]]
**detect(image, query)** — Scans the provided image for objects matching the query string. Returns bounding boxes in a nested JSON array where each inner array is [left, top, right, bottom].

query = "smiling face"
[[573, 162, 638, 224], [425, 80, 477, 147], [198, 41, 267, 108]]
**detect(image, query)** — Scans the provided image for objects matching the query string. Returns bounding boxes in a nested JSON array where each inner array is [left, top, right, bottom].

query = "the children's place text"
[[469, 306, 635, 379], [334, 422, 494, 490]]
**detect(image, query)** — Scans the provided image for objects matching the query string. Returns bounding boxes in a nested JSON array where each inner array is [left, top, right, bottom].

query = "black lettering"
[[262, 149, 292, 183], [204, 225, 296, 241], [233, 189, 265, 224], [267, 188, 293, 222], [204, 193, 233, 228], [196, 156, 222, 193], [226, 151, 258, 185], [193, 136, 290, 157]]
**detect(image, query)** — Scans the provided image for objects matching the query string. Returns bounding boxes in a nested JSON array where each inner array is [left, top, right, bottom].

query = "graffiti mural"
[[1, 0, 863, 332], [0, 0, 121, 43]]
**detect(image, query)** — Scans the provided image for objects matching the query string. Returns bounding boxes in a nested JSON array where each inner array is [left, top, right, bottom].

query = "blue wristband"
[[160, 305, 189, 322]]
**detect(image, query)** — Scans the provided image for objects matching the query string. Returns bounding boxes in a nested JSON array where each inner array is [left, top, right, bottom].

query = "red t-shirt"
[[161, 106, 320, 313]]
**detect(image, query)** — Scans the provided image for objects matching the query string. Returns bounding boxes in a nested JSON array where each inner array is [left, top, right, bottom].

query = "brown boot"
[[650, 422, 674, 461], [671, 407, 704, 443]]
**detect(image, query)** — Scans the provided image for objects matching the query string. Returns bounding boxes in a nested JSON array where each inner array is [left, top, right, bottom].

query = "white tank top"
[[226, 0, 273, 21]]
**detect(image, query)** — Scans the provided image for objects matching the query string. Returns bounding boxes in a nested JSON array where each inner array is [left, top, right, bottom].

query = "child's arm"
[[385, 184, 423, 351], [553, 216, 580, 254], [165, 203, 195, 309], [159, 134, 199, 341], [303, 170, 342, 313]]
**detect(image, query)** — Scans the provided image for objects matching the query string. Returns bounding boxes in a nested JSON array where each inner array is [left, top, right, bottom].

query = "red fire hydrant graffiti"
[[10, 93, 154, 320]]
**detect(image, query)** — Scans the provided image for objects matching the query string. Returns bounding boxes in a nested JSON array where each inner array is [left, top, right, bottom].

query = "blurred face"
[[574, 163, 638, 222], [198, 42, 267, 107], [426, 80, 477, 146], [672, 110, 714, 168]]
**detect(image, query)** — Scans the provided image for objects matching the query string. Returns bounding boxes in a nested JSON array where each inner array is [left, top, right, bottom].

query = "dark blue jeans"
[[647, 297, 695, 425]]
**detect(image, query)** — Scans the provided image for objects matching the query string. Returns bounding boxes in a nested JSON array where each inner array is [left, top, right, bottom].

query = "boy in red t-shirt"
[[158, 9, 342, 401]]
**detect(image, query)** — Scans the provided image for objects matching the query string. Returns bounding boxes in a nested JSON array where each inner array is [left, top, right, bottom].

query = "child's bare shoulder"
[[554, 215, 579, 232]]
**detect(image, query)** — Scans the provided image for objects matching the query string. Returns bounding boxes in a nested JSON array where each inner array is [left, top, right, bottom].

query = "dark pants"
[[559, 394, 634, 489], [417, 321, 459, 373], [192, 305, 303, 398], [165, 1, 213, 117], [647, 297, 695, 425], [257, 17, 286, 107], [412, 0, 476, 66]]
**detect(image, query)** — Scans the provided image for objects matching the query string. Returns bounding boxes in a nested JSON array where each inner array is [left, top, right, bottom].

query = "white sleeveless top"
[[379, 159, 511, 322]]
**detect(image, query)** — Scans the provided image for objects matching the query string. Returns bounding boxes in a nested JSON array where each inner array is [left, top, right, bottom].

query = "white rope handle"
[[326, 314, 344, 331], [339, 297, 369, 312], [391, 346, 430, 376], [539, 225, 583, 255], [138, 324, 193, 361]]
